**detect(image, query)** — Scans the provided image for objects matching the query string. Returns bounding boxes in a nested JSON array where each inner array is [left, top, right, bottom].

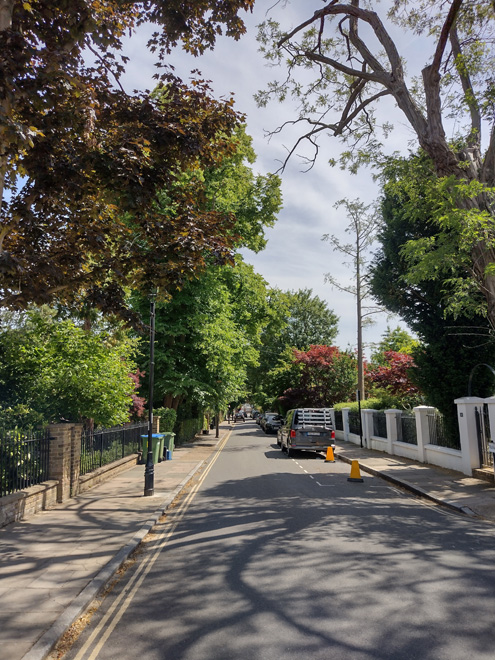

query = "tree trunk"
[[356, 241, 365, 399]]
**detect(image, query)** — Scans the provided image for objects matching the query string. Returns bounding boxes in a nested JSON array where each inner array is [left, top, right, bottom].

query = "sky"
[[122, 1, 430, 356]]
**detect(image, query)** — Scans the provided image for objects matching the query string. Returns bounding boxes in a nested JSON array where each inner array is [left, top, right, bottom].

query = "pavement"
[[1, 420, 495, 660]]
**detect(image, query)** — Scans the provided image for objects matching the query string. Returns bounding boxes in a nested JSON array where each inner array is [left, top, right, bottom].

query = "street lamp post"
[[144, 289, 156, 497]]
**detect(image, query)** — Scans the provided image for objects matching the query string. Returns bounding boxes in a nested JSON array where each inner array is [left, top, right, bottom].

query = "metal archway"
[[467, 363, 495, 397]]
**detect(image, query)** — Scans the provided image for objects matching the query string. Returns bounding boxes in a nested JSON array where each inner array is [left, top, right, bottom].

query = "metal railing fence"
[[80, 422, 147, 476], [348, 410, 362, 436], [398, 412, 417, 445], [334, 410, 343, 431], [0, 428, 50, 497], [427, 411, 461, 451], [373, 411, 388, 439]]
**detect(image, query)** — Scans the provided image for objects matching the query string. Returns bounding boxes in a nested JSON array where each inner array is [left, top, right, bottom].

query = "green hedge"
[[173, 416, 203, 445], [153, 407, 177, 432], [333, 396, 401, 413]]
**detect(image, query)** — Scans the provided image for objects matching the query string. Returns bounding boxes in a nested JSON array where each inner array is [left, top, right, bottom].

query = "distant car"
[[263, 413, 284, 434], [252, 411, 260, 420], [234, 411, 245, 422]]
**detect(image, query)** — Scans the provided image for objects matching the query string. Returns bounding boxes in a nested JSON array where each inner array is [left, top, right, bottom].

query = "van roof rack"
[[296, 408, 333, 428]]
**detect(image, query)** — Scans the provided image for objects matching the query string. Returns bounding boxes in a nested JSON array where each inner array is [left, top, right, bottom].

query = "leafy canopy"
[[0, 1, 255, 318], [277, 345, 358, 411], [0, 307, 140, 426]]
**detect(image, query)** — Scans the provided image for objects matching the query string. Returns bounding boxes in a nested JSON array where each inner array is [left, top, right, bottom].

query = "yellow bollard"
[[324, 446, 335, 463], [347, 459, 364, 482]]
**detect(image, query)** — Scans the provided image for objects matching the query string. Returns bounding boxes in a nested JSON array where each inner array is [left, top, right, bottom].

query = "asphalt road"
[[61, 421, 495, 660]]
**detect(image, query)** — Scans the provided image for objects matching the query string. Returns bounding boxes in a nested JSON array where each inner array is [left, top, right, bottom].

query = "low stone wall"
[[0, 454, 141, 528], [0, 480, 59, 528]]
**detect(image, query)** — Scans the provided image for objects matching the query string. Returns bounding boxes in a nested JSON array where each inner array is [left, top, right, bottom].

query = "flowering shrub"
[[366, 351, 422, 404], [279, 345, 357, 409]]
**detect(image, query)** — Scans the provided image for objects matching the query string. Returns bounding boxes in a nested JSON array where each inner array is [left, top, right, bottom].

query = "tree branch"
[[431, 0, 464, 75], [421, 0, 463, 159], [449, 25, 481, 148]]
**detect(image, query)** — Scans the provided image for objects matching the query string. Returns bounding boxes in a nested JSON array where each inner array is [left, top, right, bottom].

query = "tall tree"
[[279, 288, 339, 350], [0, 1, 254, 317], [370, 152, 495, 438], [133, 258, 268, 412], [257, 1, 495, 327], [323, 198, 383, 398], [248, 287, 339, 406]]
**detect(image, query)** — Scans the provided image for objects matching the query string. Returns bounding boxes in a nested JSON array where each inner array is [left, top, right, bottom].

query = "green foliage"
[[202, 125, 283, 253], [134, 257, 269, 412], [249, 288, 339, 403], [1, 2, 254, 318], [333, 395, 405, 413], [0, 307, 141, 426], [0, 404, 46, 431], [370, 151, 495, 431], [370, 326, 419, 366], [281, 288, 339, 349], [153, 407, 177, 433], [275, 345, 358, 411], [173, 417, 203, 445]]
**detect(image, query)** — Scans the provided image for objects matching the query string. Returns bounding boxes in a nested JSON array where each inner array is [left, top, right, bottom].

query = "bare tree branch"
[[449, 26, 481, 148]]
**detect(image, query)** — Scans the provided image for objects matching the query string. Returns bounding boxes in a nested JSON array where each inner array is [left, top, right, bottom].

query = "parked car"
[[263, 413, 284, 434], [259, 412, 274, 431], [278, 408, 335, 457]]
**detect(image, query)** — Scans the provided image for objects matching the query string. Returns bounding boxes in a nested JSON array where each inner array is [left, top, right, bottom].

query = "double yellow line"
[[73, 430, 232, 660]]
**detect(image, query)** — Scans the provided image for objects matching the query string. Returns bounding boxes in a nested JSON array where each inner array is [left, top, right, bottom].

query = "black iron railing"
[[348, 411, 361, 436], [334, 410, 343, 431], [398, 413, 417, 445], [373, 411, 387, 439], [0, 428, 50, 497], [80, 422, 147, 476], [427, 411, 461, 451]]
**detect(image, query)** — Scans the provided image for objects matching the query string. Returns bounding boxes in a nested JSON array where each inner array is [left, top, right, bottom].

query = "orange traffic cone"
[[347, 459, 364, 482], [324, 446, 335, 462]]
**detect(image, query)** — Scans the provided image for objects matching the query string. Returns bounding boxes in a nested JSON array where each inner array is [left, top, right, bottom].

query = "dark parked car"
[[259, 412, 273, 431], [263, 413, 284, 434], [234, 411, 245, 421]]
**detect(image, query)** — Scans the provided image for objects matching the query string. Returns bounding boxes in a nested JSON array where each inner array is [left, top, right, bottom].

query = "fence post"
[[48, 423, 73, 503], [152, 416, 160, 434], [70, 424, 83, 497], [385, 410, 401, 456], [342, 408, 350, 442], [362, 409, 375, 448], [454, 397, 484, 475], [413, 406, 434, 463]]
